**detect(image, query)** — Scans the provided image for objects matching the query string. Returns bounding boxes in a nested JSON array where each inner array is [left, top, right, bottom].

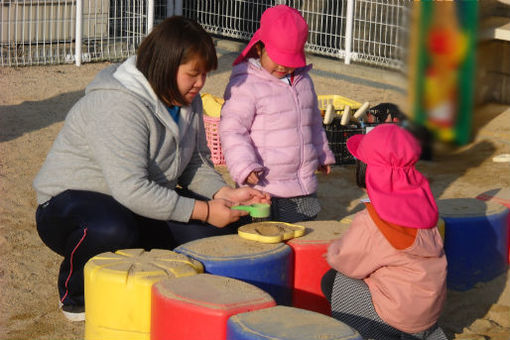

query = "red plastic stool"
[[286, 217, 353, 315], [151, 273, 276, 340]]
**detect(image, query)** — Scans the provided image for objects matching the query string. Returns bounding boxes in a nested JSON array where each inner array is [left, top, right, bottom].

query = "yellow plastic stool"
[[84, 248, 203, 340]]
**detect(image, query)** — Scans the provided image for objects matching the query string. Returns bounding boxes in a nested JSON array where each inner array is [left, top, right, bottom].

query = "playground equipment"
[[287, 217, 353, 315], [226, 305, 362, 340], [438, 198, 509, 290], [84, 249, 203, 340], [175, 234, 294, 305], [151, 273, 276, 340]]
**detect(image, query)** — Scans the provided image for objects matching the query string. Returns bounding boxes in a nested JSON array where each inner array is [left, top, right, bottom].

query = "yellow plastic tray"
[[238, 221, 306, 243], [317, 95, 362, 114], [201, 93, 224, 117]]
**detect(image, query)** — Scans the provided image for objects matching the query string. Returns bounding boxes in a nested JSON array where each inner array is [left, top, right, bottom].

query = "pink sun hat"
[[233, 5, 308, 68], [347, 124, 438, 228]]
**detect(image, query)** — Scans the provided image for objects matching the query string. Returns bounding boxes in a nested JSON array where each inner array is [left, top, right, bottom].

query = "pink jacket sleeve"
[[220, 80, 264, 185], [326, 210, 381, 279]]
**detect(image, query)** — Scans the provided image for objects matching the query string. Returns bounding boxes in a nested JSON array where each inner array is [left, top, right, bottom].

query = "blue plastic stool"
[[439, 198, 509, 290], [175, 235, 293, 305], [227, 305, 362, 340]]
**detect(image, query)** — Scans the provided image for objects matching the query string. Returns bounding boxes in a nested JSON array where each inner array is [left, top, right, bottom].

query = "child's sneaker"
[[58, 301, 85, 322]]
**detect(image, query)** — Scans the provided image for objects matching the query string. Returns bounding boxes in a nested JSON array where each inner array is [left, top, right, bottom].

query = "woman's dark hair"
[[355, 159, 367, 189], [136, 16, 217, 106]]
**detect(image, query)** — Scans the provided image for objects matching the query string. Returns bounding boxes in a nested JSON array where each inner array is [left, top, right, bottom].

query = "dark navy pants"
[[36, 189, 241, 307]]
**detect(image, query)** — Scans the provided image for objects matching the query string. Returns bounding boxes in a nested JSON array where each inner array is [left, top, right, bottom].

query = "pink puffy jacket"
[[220, 60, 335, 198]]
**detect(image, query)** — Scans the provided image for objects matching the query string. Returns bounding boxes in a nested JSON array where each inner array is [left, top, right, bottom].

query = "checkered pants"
[[330, 271, 448, 340], [268, 194, 321, 223]]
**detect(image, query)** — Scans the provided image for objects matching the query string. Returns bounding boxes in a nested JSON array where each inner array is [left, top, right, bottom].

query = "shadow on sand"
[[0, 90, 85, 142]]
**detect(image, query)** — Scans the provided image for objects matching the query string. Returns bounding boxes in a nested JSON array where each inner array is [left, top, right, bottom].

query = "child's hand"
[[246, 171, 260, 185], [317, 164, 331, 175], [229, 187, 270, 205], [214, 186, 271, 205]]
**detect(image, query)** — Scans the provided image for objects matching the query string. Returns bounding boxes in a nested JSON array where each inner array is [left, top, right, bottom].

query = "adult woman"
[[33, 16, 269, 321]]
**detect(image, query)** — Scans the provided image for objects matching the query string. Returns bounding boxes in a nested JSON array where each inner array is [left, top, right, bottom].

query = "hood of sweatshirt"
[[85, 56, 199, 140]]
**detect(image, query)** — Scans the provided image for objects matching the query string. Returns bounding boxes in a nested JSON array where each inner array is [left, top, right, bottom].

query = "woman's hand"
[[207, 199, 248, 227], [191, 198, 249, 228], [197, 186, 270, 228], [214, 186, 270, 205]]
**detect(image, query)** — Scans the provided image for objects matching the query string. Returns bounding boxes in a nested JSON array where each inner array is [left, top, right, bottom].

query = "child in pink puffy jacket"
[[322, 124, 448, 339], [219, 5, 335, 223]]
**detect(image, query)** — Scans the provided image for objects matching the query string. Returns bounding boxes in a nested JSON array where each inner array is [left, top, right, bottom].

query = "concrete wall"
[[476, 40, 510, 105], [476, 0, 510, 105]]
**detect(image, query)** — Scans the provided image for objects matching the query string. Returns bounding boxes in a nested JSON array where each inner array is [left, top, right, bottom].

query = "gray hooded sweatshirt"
[[33, 56, 226, 222]]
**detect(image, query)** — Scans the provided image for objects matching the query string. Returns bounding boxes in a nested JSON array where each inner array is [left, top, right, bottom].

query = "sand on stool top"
[[287, 216, 355, 244], [154, 273, 275, 309], [229, 305, 362, 339], [85, 248, 204, 280], [437, 198, 508, 218], [175, 234, 290, 260]]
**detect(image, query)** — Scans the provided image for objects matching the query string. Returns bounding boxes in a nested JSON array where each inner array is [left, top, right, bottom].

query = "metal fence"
[[0, 0, 149, 66], [180, 0, 411, 70], [1, 0, 411, 70]]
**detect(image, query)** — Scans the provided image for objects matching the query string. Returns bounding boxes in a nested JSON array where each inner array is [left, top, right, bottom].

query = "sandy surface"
[[1, 50, 509, 339]]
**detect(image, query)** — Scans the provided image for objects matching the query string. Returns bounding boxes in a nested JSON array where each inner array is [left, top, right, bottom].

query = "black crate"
[[323, 119, 363, 165], [324, 120, 403, 165], [322, 102, 407, 166]]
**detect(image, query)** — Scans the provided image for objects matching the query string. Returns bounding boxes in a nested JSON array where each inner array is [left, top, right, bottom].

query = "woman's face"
[[175, 55, 207, 105], [256, 46, 295, 79]]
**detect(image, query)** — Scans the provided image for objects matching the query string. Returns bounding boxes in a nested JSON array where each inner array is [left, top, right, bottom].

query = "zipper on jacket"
[[289, 82, 306, 194], [154, 103, 182, 181]]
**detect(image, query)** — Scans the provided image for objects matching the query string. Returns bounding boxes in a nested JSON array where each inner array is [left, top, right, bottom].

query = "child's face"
[[256, 46, 296, 79], [175, 55, 207, 105]]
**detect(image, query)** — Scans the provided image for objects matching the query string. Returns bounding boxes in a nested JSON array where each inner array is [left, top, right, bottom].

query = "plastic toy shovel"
[[231, 203, 271, 218]]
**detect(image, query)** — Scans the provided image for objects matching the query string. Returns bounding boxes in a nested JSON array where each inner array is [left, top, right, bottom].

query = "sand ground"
[[1, 48, 509, 339]]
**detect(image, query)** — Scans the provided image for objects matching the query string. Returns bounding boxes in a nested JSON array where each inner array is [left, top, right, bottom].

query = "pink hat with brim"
[[233, 5, 308, 68], [347, 124, 438, 228]]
